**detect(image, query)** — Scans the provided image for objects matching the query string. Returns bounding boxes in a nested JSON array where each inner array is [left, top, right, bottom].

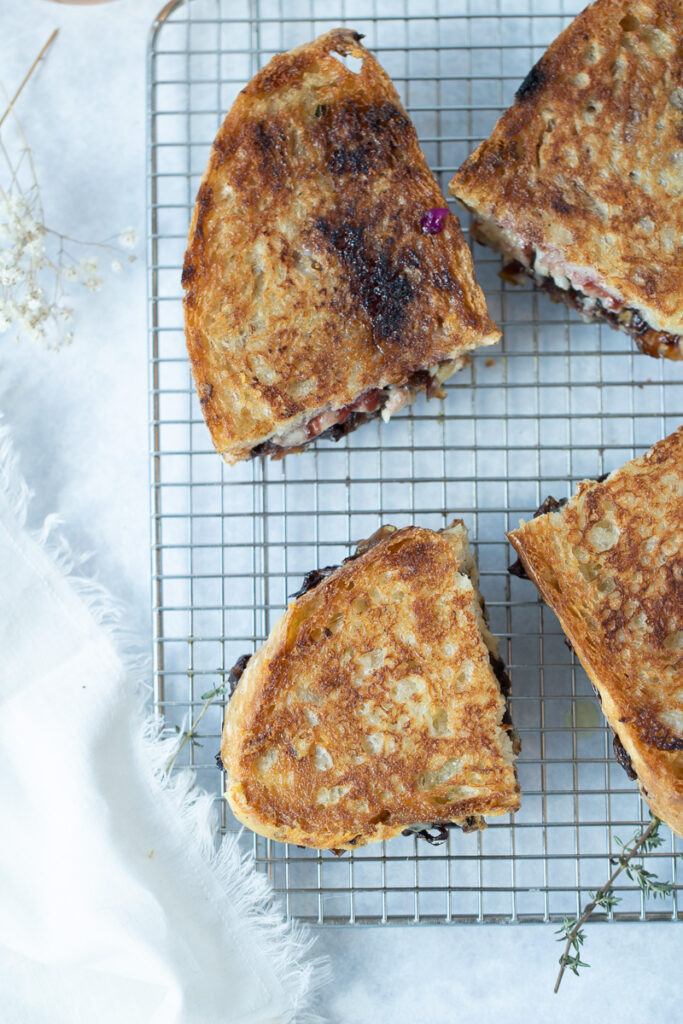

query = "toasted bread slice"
[[449, 0, 683, 360], [222, 522, 520, 849], [507, 427, 683, 837], [183, 29, 500, 464]]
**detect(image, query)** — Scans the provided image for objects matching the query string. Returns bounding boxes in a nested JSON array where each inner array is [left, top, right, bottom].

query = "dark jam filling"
[[251, 407, 381, 459], [501, 260, 683, 360], [251, 370, 446, 459], [402, 817, 482, 846], [216, 652, 253, 769], [289, 525, 397, 599], [508, 495, 568, 579], [507, 477, 611, 580], [506, 489, 647, 786], [613, 734, 638, 781]]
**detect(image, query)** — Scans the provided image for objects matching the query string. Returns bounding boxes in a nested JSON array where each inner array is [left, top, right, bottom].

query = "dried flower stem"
[[0, 30, 59, 131], [0, 33, 138, 348], [554, 817, 661, 994], [164, 686, 223, 774]]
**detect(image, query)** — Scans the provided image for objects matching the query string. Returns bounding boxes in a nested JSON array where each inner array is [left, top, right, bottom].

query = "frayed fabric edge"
[[0, 418, 330, 1024]]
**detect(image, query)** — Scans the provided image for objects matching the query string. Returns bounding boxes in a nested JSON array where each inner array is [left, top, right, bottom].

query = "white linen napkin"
[[0, 425, 326, 1024]]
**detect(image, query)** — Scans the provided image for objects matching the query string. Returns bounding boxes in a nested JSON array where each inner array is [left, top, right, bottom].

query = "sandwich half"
[[183, 29, 500, 464], [507, 427, 683, 837], [450, 0, 683, 360], [222, 521, 520, 850]]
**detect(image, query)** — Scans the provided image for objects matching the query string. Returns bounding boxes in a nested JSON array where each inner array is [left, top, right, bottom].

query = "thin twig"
[[164, 690, 220, 774], [0, 30, 59, 132], [553, 817, 660, 994]]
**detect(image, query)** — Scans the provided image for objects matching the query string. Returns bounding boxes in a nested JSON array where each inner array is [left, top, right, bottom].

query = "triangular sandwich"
[[508, 427, 683, 837], [222, 521, 520, 850], [183, 29, 500, 463], [450, 0, 683, 360]]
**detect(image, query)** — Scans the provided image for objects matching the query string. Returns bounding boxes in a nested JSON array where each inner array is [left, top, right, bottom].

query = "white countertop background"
[[1, 2, 680, 1021]]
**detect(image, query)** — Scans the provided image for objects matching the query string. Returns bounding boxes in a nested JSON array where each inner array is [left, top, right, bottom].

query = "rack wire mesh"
[[147, 0, 683, 924]]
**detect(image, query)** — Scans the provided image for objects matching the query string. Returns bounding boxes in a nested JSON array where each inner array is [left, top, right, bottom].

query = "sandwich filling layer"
[[470, 217, 683, 360], [251, 356, 466, 458]]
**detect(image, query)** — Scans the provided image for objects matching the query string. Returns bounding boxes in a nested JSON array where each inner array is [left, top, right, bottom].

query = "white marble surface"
[[0, 2, 680, 1022]]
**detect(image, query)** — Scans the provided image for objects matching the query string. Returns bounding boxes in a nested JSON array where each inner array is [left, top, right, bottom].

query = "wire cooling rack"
[[147, 0, 683, 924]]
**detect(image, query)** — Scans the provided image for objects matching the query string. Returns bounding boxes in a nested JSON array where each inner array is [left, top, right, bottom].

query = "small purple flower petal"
[[420, 207, 449, 235]]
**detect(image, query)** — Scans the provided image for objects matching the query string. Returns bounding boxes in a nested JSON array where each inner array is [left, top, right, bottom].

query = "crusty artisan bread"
[[507, 427, 683, 838], [222, 522, 520, 850], [183, 29, 500, 464], [450, 0, 683, 360]]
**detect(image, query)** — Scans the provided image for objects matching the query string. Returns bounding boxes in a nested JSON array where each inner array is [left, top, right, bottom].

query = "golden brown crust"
[[507, 427, 683, 837], [183, 29, 500, 463], [222, 522, 520, 849], [450, 0, 683, 350]]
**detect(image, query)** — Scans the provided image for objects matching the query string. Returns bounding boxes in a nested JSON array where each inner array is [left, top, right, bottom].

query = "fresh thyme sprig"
[[164, 679, 228, 774], [554, 816, 676, 993]]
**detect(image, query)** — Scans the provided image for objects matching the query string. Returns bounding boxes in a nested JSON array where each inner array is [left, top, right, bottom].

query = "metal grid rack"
[[147, 0, 683, 924]]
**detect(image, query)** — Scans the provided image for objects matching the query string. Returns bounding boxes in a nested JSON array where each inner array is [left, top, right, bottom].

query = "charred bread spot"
[[431, 267, 467, 307], [255, 384, 303, 421], [613, 733, 638, 780], [251, 120, 289, 190], [633, 710, 683, 751], [181, 257, 196, 286], [324, 101, 410, 177], [193, 183, 213, 240], [198, 382, 213, 407], [315, 217, 413, 342], [515, 60, 547, 102], [246, 52, 310, 97], [228, 652, 252, 696], [551, 192, 572, 216]]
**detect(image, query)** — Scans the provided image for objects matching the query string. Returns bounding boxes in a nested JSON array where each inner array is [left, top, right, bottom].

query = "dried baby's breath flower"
[[118, 228, 138, 250], [0, 36, 140, 349], [79, 256, 99, 276]]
